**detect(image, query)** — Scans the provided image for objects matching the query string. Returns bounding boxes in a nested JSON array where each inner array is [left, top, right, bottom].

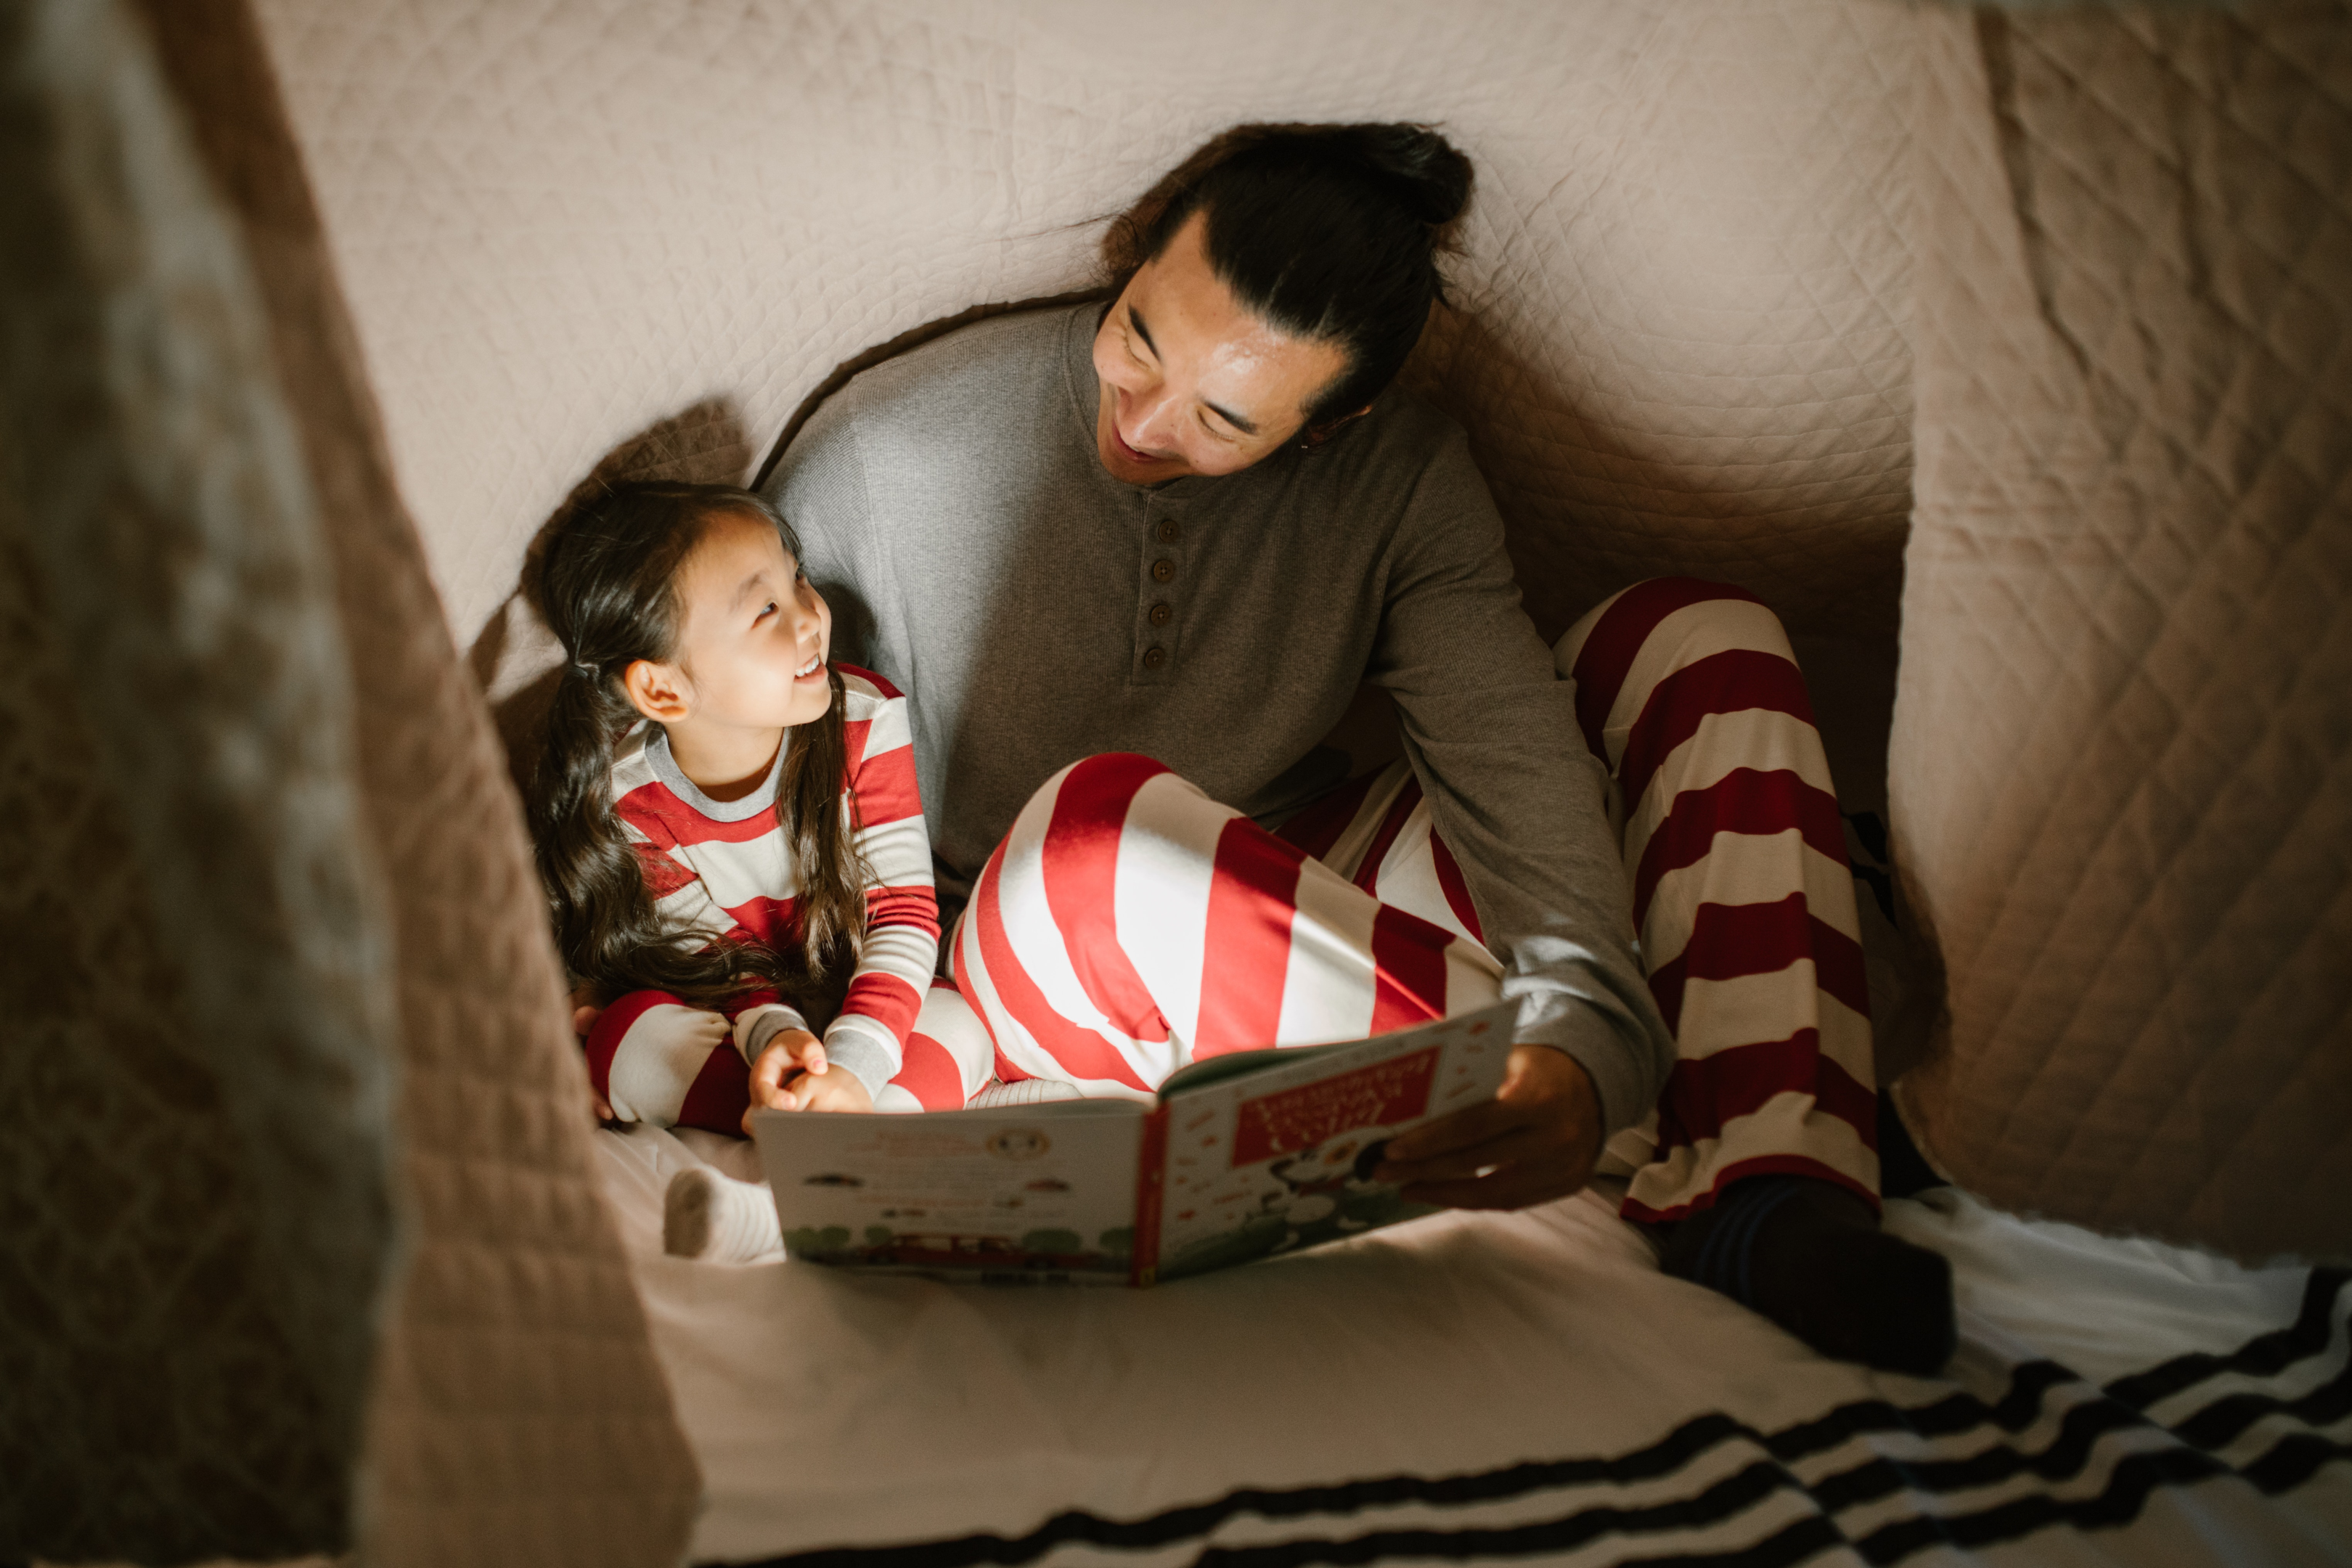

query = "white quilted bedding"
[[250, 0, 1916, 650], [595, 1130, 2351, 1567]]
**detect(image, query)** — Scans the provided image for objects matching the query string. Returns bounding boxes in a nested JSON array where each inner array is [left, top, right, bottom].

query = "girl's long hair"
[[527, 481, 868, 1011]]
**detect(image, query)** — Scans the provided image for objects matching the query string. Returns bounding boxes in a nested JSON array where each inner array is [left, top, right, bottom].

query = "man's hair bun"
[[1102, 122, 1477, 430], [1349, 123, 1475, 231]]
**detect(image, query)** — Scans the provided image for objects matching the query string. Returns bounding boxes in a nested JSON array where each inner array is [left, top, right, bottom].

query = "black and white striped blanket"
[[738, 1270, 2348, 1567]]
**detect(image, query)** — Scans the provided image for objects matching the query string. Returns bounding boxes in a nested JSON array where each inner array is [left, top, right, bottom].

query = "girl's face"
[[637, 507, 833, 738]]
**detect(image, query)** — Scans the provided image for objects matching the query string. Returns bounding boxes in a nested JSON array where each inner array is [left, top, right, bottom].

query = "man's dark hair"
[[1101, 123, 1474, 432]]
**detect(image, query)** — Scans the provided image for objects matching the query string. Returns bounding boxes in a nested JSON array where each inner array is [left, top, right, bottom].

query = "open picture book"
[[749, 1001, 1519, 1284]]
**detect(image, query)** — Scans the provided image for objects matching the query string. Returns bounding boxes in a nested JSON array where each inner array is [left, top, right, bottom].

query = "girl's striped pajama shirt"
[[581, 667, 943, 1124]]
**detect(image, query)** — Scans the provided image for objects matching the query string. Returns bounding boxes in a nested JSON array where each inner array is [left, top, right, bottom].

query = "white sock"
[[965, 1077, 1083, 1108], [663, 1167, 783, 1262]]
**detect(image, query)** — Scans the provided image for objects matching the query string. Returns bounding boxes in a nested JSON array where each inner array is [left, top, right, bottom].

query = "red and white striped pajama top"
[[582, 665, 939, 1127]]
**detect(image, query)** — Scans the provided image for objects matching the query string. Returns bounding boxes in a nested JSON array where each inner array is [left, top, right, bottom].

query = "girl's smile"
[[623, 507, 834, 798]]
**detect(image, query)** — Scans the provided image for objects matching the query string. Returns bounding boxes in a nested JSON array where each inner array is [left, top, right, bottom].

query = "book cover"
[[750, 1000, 1517, 1285]]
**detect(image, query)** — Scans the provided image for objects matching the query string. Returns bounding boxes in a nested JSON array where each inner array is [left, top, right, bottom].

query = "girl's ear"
[[622, 658, 691, 724]]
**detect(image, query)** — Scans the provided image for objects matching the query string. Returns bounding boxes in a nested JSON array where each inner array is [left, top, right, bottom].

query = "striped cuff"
[[733, 1002, 810, 1064], [821, 1013, 902, 1104]]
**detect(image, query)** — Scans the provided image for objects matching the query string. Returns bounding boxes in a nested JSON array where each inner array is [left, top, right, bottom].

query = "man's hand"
[[1374, 1044, 1602, 1209], [743, 1029, 874, 1129]]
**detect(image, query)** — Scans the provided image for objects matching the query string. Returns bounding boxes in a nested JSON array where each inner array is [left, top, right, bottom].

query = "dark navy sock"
[[1680, 1175, 1810, 1306], [1661, 1175, 1957, 1375]]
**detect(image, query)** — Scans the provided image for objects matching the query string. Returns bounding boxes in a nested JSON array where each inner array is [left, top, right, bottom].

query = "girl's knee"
[[579, 991, 741, 1130], [583, 989, 688, 1048]]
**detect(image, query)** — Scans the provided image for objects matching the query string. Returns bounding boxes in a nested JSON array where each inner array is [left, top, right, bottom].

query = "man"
[[766, 123, 1953, 1372]]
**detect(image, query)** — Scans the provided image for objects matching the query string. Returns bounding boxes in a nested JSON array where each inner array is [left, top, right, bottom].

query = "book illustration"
[[760, 1106, 1144, 1283], [1152, 1021, 1506, 1281], [1156, 1123, 1422, 1281], [751, 1000, 1518, 1286]]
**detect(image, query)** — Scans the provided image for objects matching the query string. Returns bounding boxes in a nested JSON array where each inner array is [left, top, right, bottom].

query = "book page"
[[1154, 1037, 1362, 1098], [751, 1102, 1146, 1283], [1148, 1002, 1518, 1282]]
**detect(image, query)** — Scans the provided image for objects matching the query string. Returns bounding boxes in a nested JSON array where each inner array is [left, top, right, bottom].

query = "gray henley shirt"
[[764, 303, 1673, 1132]]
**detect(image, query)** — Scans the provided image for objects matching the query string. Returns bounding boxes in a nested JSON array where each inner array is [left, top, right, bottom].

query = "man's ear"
[[622, 658, 691, 723], [1299, 405, 1374, 451]]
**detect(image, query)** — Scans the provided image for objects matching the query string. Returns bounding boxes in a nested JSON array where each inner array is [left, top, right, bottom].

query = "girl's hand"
[[743, 1029, 874, 1127], [783, 1068, 874, 1116]]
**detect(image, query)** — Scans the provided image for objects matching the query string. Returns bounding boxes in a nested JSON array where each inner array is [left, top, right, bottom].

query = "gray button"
[[1142, 646, 1167, 671], [1151, 558, 1175, 583]]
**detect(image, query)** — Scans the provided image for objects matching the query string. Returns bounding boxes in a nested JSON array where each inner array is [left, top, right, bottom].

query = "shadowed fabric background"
[[1, 0, 698, 1562], [248, 0, 1922, 655], [1893, 7, 2351, 1259], [1, 0, 398, 1555]]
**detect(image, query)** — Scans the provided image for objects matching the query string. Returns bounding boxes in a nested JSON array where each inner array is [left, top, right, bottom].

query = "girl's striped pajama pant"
[[906, 578, 1879, 1221]]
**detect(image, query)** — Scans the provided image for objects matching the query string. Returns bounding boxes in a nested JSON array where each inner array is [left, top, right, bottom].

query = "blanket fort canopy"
[[1, 0, 698, 1564], [0, 0, 2343, 1564]]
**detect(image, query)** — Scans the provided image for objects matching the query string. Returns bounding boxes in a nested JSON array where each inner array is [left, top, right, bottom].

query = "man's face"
[[1090, 211, 1351, 485]]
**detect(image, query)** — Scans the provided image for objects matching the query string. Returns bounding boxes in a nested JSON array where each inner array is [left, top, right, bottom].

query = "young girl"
[[529, 480, 982, 1132]]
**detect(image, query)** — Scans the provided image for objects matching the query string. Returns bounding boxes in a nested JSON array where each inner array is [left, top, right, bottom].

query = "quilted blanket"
[[1890, 6, 2351, 1261], [249, 0, 1919, 653], [4, 1, 698, 1562]]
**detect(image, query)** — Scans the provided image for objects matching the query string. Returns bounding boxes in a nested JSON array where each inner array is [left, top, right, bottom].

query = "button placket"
[[1135, 502, 1184, 684]]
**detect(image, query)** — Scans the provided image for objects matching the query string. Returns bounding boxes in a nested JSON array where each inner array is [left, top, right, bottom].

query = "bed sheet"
[[594, 1127, 2348, 1567]]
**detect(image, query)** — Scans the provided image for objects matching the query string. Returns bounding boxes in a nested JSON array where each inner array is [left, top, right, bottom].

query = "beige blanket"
[[1893, 6, 2351, 1262]]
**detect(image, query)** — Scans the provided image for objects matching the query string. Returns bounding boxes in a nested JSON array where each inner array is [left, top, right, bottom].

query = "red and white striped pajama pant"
[[907, 578, 1878, 1222], [1558, 579, 1877, 1220]]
